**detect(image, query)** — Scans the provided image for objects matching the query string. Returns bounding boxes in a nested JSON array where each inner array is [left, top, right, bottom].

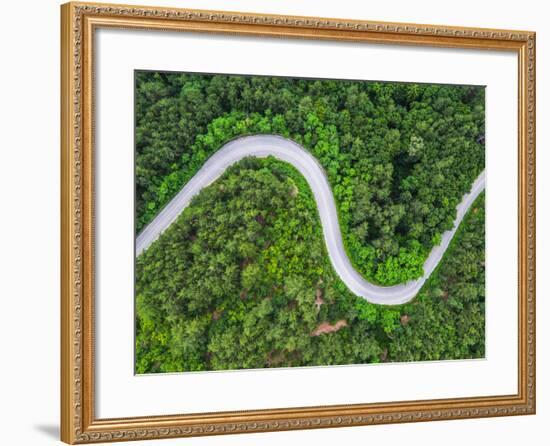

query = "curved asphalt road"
[[136, 135, 485, 305]]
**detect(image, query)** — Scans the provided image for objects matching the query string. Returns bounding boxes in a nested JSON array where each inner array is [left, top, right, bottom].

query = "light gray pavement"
[[136, 135, 485, 305]]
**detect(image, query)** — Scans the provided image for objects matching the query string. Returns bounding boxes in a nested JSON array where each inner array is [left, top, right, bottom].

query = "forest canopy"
[[135, 157, 485, 373], [135, 72, 485, 285], [134, 72, 485, 373]]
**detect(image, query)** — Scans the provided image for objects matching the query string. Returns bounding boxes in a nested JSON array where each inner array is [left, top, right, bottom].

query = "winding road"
[[136, 135, 485, 305]]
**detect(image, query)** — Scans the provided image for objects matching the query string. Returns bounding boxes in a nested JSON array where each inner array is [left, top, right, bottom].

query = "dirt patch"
[[311, 319, 348, 337], [315, 287, 324, 313], [400, 314, 410, 326]]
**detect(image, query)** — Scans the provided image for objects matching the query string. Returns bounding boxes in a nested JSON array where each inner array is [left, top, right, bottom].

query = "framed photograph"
[[60, 2, 536, 443]]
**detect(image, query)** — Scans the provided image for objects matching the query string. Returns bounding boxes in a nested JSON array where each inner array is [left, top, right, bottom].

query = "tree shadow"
[[34, 424, 59, 440]]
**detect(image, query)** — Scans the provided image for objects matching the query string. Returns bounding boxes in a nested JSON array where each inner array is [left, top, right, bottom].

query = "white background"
[[0, 0, 547, 445], [95, 28, 517, 418]]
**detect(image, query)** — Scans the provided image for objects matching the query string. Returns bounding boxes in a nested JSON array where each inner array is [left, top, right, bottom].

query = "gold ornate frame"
[[60, 1, 536, 443]]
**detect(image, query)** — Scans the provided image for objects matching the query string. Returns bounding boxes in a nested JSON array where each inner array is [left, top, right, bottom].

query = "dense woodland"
[[135, 72, 485, 372]]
